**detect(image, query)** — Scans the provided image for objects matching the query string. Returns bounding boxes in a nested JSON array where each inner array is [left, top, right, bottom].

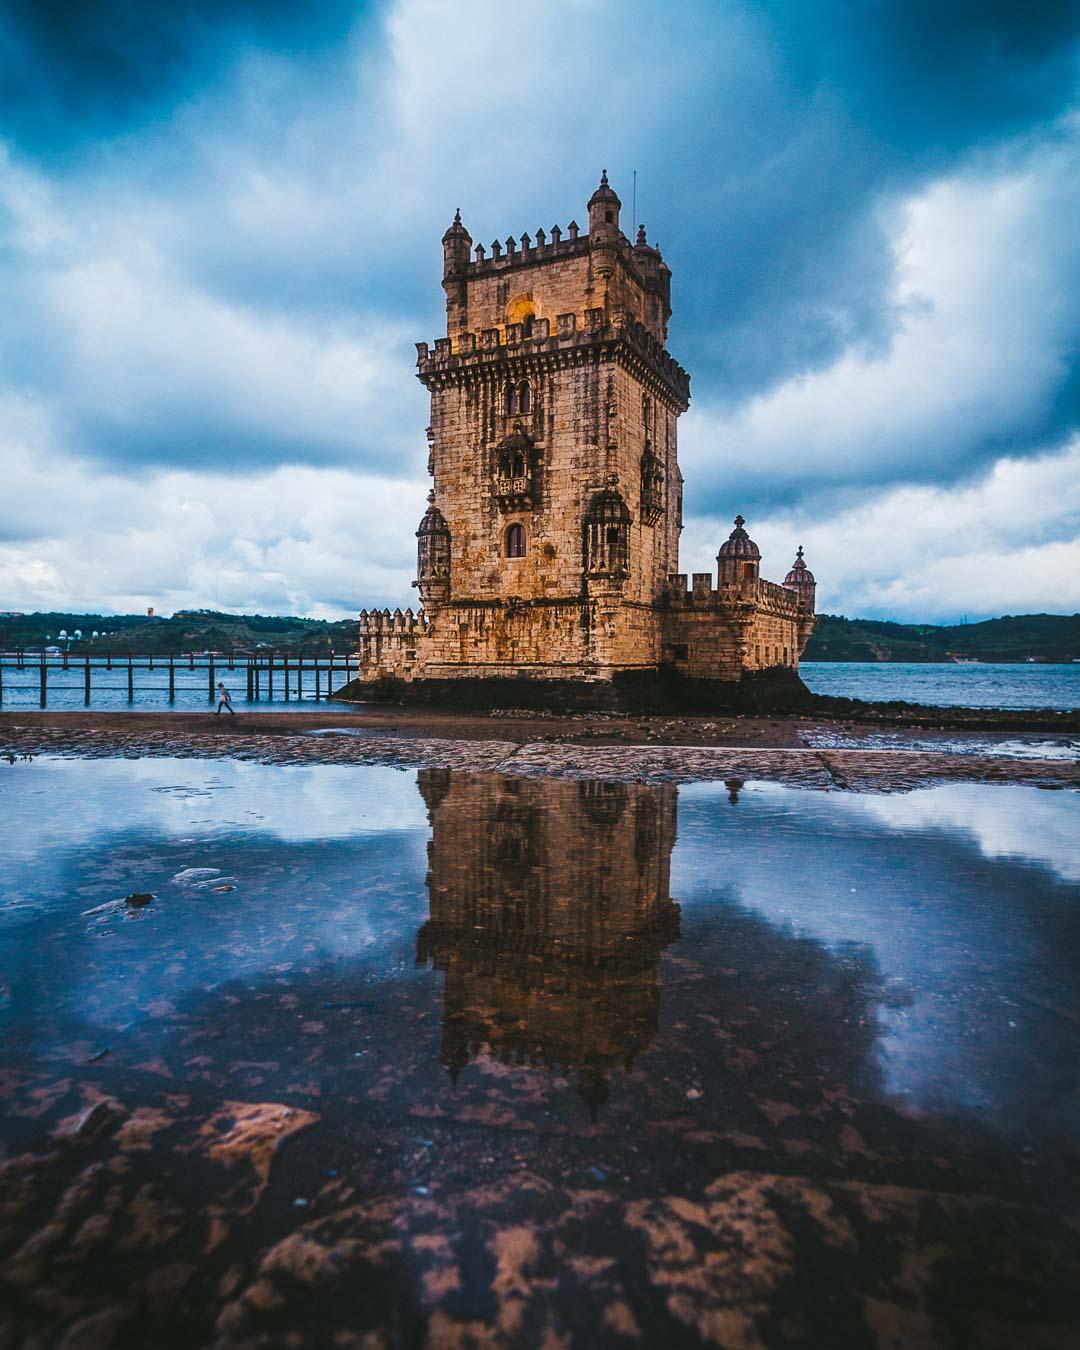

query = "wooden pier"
[[0, 650, 359, 708]]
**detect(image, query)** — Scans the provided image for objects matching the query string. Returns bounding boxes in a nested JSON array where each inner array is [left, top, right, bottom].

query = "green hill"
[[0, 609, 358, 656], [3, 609, 1077, 663], [803, 613, 1080, 663]]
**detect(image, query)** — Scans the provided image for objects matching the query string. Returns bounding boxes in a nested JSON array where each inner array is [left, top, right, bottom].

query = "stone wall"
[[662, 577, 813, 679]]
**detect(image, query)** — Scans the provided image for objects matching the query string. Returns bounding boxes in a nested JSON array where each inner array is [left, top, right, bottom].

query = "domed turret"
[[783, 546, 816, 611], [717, 515, 760, 587], [441, 207, 472, 278], [587, 169, 621, 236], [416, 491, 451, 604]]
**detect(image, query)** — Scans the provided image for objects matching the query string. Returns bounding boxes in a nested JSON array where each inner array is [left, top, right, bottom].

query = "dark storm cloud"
[[670, 0, 1080, 397], [2, 0, 1080, 530], [0, 0, 377, 154]]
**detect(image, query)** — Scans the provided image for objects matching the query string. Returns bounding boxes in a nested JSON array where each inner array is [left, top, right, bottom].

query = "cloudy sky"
[[2, 0, 1079, 621]]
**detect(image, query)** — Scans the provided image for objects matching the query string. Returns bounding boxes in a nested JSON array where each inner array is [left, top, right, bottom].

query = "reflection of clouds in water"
[[850, 783, 1080, 884], [3, 757, 427, 847], [2, 761, 432, 1040], [674, 780, 1080, 1122]]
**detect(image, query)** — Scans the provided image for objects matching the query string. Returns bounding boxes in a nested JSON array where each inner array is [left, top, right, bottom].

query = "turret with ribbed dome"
[[717, 515, 760, 588], [783, 546, 816, 611], [416, 490, 451, 604]]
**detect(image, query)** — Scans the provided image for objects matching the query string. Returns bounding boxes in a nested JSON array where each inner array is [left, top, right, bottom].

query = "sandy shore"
[[1, 709, 1076, 790]]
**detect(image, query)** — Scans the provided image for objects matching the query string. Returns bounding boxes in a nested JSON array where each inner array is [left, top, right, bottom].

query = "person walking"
[[215, 681, 235, 716]]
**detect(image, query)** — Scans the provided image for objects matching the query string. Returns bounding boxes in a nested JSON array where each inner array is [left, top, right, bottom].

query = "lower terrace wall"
[[368, 598, 666, 682], [358, 583, 814, 688], [662, 576, 812, 680]]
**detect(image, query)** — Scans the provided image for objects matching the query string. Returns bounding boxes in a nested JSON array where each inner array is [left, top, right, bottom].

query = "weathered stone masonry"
[[358, 173, 816, 686]]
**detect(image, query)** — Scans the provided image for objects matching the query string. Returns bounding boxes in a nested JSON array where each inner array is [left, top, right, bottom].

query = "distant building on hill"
[[357, 174, 816, 692]]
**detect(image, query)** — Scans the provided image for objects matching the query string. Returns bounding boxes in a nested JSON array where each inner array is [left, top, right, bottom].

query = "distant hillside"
[[804, 614, 1080, 663], [4, 609, 1077, 663], [0, 609, 357, 656]]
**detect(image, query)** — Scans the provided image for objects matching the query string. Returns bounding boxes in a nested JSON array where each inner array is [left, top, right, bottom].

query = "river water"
[[1, 755, 1078, 1346], [801, 659, 1080, 709], [1, 659, 1076, 712]]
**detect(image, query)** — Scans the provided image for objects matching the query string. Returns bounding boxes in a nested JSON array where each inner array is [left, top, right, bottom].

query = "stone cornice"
[[417, 312, 690, 410]]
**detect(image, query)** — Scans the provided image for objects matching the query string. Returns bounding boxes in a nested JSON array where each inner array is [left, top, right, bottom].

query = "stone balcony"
[[495, 474, 535, 512]]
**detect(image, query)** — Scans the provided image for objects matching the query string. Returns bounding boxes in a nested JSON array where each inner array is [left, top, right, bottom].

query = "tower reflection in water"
[[415, 771, 681, 1116]]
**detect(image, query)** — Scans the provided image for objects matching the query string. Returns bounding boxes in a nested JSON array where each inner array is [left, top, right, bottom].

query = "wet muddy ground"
[[1, 750, 1078, 1348], [0, 712, 1077, 792]]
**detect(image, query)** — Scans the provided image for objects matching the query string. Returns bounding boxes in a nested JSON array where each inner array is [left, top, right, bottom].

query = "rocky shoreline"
[[1, 711, 1076, 792]]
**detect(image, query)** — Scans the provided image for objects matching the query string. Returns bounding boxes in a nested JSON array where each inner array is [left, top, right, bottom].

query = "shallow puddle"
[[2, 757, 1078, 1347]]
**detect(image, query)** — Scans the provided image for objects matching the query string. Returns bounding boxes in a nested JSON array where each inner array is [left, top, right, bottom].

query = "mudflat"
[[1, 708, 1076, 791]]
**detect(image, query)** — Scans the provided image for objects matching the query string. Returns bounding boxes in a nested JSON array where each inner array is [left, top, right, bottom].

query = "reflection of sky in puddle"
[[675, 781, 1080, 1125], [2, 757, 1077, 1137]]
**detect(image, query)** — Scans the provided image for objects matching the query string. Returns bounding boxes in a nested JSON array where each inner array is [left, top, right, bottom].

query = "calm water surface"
[[2, 757, 1078, 1347], [801, 659, 1080, 709]]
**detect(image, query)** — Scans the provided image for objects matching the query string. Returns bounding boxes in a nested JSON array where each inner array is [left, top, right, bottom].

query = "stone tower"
[[357, 174, 815, 690]]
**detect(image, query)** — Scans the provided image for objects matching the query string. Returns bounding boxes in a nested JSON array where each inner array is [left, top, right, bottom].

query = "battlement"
[[466, 221, 589, 275], [358, 607, 428, 635], [665, 574, 803, 618], [417, 309, 689, 406], [461, 224, 663, 282]]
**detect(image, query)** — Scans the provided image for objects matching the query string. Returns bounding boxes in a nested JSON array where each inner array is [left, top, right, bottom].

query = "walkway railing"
[[0, 650, 360, 708]]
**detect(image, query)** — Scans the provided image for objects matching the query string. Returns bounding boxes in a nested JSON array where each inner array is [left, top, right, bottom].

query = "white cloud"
[[0, 438, 420, 615], [681, 437, 1080, 620], [682, 125, 1080, 497]]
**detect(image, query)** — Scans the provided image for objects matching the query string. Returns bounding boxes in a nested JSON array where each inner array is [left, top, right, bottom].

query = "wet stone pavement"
[[1, 756, 1078, 1348]]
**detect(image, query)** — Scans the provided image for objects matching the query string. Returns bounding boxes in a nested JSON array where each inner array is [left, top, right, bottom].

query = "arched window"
[[506, 523, 526, 558], [518, 380, 531, 414], [505, 383, 517, 416]]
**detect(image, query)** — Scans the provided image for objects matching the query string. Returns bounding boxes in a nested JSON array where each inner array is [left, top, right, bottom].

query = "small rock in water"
[[686, 1087, 704, 1101], [124, 892, 154, 907], [172, 867, 222, 884]]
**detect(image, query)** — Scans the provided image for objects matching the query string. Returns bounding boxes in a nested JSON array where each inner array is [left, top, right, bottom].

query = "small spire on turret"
[[551, 223, 562, 244], [441, 207, 470, 243], [505, 235, 517, 255], [490, 238, 502, 258], [636, 223, 647, 247], [567, 220, 579, 240]]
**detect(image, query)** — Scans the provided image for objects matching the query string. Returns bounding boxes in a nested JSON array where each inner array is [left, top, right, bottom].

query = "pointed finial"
[[453, 206, 461, 223], [734, 514, 745, 529], [796, 545, 804, 560], [600, 168, 608, 186], [636, 224, 647, 246]]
